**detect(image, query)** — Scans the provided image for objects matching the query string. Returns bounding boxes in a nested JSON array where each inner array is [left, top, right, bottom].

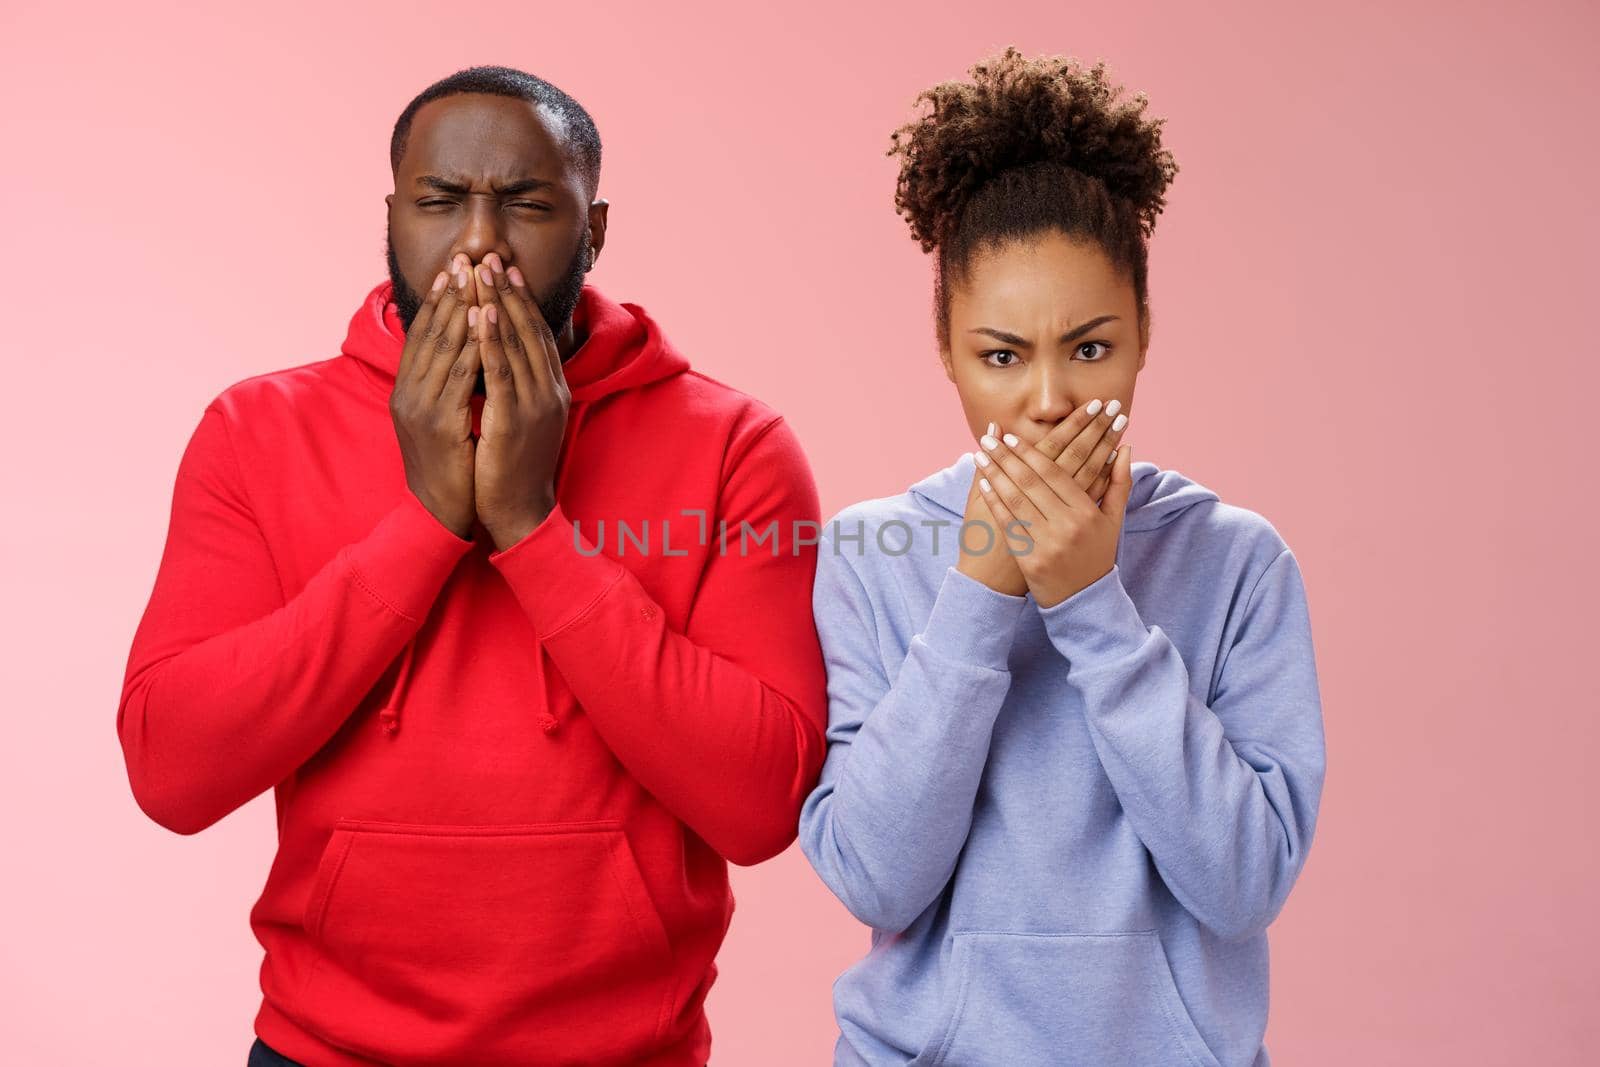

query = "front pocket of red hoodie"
[[296, 817, 676, 1066]]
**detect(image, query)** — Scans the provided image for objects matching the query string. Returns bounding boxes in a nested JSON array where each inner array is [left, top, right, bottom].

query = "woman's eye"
[[981, 350, 1019, 368], [1076, 341, 1111, 361]]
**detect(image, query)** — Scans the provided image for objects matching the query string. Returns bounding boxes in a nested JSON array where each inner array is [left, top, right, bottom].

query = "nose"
[[1024, 357, 1075, 428], [451, 197, 511, 268]]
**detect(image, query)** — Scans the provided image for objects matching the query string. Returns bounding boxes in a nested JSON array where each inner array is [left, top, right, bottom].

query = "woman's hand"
[[956, 400, 1131, 597], [973, 418, 1135, 609], [470, 254, 570, 551], [956, 451, 1030, 596], [1031, 397, 1132, 507]]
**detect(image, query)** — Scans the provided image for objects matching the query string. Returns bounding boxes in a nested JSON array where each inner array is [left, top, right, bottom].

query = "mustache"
[[384, 228, 590, 338]]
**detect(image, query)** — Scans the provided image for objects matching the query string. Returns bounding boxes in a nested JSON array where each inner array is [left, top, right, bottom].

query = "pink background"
[[3, 1, 1596, 1063]]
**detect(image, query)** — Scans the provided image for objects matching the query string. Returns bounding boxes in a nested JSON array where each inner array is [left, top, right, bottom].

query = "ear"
[[385, 193, 394, 211], [586, 199, 609, 270]]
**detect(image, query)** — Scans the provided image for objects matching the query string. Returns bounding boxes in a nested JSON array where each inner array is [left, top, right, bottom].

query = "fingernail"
[[1002, 433, 1019, 447], [455, 270, 468, 289], [979, 478, 992, 493], [486, 305, 497, 324], [975, 451, 992, 468], [431, 272, 447, 292], [468, 306, 479, 327], [486, 252, 502, 272], [478, 265, 493, 286], [986, 421, 997, 438], [1106, 449, 1117, 465], [1111, 414, 1128, 432], [1086, 399, 1103, 416], [981, 434, 999, 450], [1105, 398, 1122, 417], [508, 266, 524, 286]]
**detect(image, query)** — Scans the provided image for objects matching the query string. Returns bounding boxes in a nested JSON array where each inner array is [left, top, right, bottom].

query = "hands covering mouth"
[[388, 252, 571, 551]]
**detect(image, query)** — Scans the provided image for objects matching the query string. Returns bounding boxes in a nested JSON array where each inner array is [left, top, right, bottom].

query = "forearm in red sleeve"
[[117, 404, 474, 835], [487, 416, 828, 865]]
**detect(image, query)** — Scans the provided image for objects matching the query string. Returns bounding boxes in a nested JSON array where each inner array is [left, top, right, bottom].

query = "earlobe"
[[939, 350, 956, 383], [588, 199, 609, 266]]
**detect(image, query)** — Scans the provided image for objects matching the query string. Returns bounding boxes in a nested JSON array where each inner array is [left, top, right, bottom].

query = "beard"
[[385, 225, 592, 392]]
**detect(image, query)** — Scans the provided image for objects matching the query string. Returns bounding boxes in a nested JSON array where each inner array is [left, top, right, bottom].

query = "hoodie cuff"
[[487, 501, 625, 639], [918, 565, 1028, 670], [342, 490, 475, 622], [1038, 563, 1150, 662]]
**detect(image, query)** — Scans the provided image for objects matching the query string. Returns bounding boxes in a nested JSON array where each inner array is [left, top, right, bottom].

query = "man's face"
[[384, 92, 606, 382]]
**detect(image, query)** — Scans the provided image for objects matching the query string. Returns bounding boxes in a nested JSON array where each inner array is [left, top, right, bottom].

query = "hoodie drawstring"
[[532, 645, 565, 733], [377, 637, 418, 737], [530, 399, 594, 735]]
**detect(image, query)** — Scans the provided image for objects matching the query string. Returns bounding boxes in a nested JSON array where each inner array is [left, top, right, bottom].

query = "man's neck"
[[554, 319, 589, 363]]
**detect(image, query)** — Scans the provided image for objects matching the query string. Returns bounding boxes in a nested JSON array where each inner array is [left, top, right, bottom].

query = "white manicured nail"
[[1105, 398, 1122, 417], [979, 477, 992, 493], [987, 421, 997, 437], [975, 451, 991, 468], [1086, 399, 1103, 416], [1106, 449, 1117, 465], [1111, 413, 1127, 432], [1002, 433, 1019, 447], [981, 434, 999, 450]]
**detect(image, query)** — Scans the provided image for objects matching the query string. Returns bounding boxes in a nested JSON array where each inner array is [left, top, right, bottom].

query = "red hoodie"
[[118, 280, 829, 1066]]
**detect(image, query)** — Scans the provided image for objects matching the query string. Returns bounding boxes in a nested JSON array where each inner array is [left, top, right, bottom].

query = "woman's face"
[[943, 231, 1146, 447]]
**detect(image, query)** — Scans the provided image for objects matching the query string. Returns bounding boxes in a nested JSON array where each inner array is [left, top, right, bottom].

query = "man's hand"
[[389, 261, 482, 539], [470, 253, 570, 550]]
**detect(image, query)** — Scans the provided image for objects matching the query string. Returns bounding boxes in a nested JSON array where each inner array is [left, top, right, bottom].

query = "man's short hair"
[[390, 65, 602, 196]]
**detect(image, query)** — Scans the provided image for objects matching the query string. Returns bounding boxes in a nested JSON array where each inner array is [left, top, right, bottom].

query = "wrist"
[[1036, 563, 1118, 613], [957, 552, 1027, 596], [485, 507, 551, 552], [482, 484, 556, 548]]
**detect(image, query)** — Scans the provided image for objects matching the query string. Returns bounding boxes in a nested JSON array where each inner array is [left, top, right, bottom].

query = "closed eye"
[[417, 199, 551, 212]]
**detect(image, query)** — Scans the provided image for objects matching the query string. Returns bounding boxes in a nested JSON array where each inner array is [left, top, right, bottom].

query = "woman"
[[798, 49, 1326, 1067]]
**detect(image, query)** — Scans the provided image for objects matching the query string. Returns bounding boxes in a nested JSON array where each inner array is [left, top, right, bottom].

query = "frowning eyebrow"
[[968, 315, 1121, 348], [415, 175, 555, 196]]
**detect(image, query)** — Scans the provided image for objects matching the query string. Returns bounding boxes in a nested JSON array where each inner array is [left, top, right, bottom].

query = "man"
[[118, 65, 828, 1067]]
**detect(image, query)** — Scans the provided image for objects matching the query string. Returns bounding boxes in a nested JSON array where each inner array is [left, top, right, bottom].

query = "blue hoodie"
[[799, 452, 1326, 1067]]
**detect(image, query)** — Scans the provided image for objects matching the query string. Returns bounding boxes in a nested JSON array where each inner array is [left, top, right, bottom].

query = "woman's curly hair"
[[888, 48, 1179, 348]]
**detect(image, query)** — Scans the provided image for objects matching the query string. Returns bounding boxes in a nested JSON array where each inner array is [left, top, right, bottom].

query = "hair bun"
[[889, 47, 1178, 251]]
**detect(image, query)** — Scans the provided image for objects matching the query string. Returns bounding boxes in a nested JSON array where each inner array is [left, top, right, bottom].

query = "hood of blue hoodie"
[[907, 451, 1219, 532]]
